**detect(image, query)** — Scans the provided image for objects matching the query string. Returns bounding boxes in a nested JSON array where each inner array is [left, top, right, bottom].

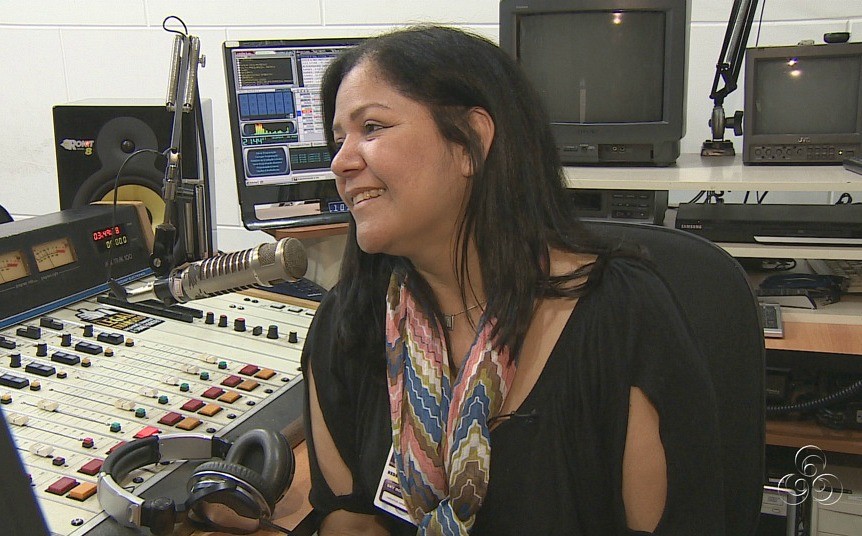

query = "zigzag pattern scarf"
[[385, 274, 516, 534]]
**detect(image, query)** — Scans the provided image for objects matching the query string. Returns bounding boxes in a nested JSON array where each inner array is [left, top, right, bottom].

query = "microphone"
[[122, 238, 307, 305]]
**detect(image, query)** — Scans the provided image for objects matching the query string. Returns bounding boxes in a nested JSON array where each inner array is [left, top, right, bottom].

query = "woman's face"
[[330, 61, 472, 263]]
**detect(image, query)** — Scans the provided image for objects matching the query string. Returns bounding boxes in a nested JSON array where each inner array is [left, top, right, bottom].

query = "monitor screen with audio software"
[[223, 38, 363, 231]]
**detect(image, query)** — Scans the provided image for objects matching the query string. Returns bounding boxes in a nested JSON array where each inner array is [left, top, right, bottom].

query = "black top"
[[302, 257, 725, 535]]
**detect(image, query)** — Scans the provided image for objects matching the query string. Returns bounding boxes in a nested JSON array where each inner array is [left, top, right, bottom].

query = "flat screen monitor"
[[499, 0, 690, 166], [223, 38, 363, 230], [743, 42, 862, 164]]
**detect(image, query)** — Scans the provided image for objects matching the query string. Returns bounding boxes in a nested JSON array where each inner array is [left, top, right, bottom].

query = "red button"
[[202, 387, 225, 399], [78, 459, 103, 476], [133, 426, 161, 439], [107, 441, 127, 455], [158, 412, 184, 426], [47, 476, 78, 495], [181, 399, 205, 412], [239, 364, 260, 376], [221, 375, 243, 388]]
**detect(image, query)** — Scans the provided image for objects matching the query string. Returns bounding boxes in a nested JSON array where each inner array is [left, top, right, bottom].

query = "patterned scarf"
[[385, 274, 516, 534]]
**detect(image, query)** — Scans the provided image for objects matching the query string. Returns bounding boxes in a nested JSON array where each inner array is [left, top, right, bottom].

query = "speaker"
[[53, 99, 217, 264], [98, 429, 294, 536]]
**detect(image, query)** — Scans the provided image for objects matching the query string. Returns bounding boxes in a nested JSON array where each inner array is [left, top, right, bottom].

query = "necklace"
[[442, 303, 484, 331]]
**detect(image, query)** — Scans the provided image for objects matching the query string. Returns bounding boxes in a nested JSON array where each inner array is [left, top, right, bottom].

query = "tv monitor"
[[223, 38, 363, 231], [743, 42, 862, 165], [499, 0, 690, 166]]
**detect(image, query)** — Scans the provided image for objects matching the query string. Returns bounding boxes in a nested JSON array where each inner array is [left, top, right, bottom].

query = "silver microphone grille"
[[278, 238, 308, 280]]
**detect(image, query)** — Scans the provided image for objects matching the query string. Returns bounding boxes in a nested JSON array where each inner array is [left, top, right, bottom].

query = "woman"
[[301, 26, 723, 535]]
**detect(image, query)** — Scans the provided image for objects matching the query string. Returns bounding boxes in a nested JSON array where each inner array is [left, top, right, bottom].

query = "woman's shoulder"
[[591, 253, 668, 293]]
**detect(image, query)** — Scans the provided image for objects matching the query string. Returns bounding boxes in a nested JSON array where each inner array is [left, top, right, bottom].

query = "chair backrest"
[[584, 221, 765, 536]]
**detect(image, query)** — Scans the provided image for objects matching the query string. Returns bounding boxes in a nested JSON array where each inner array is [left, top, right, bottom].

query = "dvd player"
[[675, 203, 862, 245]]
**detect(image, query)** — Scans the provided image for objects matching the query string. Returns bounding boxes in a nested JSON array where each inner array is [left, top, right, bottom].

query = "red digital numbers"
[[92, 226, 121, 242]]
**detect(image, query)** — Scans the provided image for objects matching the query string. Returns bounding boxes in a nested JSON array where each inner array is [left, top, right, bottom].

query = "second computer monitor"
[[223, 38, 363, 230]]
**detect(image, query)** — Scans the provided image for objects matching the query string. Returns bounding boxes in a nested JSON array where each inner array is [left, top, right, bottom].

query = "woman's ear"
[[460, 107, 495, 177], [469, 107, 495, 159]]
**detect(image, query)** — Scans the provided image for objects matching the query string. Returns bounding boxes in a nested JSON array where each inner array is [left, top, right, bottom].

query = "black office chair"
[[584, 221, 765, 536], [0, 204, 12, 224]]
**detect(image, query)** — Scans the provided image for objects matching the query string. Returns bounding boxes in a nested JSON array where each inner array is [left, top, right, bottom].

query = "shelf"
[[767, 420, 862, 456], [564, 154, 862, 192], [721, 243, 862, 260], [266, 222, 348, 240], [767, 319, 862, 352]]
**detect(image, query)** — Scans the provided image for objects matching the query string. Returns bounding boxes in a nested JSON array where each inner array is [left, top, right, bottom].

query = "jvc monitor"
[[743, 41, 862, 165], [223, 39, 362, 230]]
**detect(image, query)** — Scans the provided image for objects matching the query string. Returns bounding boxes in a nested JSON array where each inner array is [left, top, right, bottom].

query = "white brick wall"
[[1, 1, 861, 285]]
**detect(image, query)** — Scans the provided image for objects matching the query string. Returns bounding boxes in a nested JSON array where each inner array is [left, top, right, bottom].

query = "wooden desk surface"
[[766, 321, 862, 355], [765, 320, 862, 455], [190, 441, 313, 536]]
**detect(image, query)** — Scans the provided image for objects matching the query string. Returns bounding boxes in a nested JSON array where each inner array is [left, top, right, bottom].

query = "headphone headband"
[[97, 433, 236, 528]]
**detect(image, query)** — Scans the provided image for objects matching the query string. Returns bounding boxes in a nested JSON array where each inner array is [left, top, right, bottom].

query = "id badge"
[[373, 445, 415, 525]]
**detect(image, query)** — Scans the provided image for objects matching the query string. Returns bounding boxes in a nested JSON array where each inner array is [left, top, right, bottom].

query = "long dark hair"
[[321, 26, 612, 361]]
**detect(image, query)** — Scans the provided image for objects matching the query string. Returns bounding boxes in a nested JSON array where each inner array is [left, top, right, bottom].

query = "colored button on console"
[[181, 399, 205, 412], [221, 375, 242, 388], [78, 459, 104, 476], [158, 412, 184, 426], [202, 387, 225, 399], [238, 364, 260, 376], [47, 477, 79, 495], [68, 482, 98, 501], [133, 426, 161, 439]]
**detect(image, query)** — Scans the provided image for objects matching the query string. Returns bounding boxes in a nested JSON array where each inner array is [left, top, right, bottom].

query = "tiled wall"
[[1, 1, 860, 285]]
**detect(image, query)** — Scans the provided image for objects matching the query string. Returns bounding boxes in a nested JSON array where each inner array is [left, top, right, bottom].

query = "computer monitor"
[[743, 42, 862, 165], [499, 0, 690, 166], [223, 38, 363, 231]]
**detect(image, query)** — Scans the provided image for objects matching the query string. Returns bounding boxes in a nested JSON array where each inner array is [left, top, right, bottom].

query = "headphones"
[[98, 429, 294, 535]]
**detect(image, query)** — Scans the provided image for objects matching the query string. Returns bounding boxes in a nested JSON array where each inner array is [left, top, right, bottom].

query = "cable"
[[754, 0, 767, 47], [766, 378, 862, 416], [106, 148, 168, 297], [162, 15, 188, 37], [836, 192, 854, 204], [687, 191, 707, 204]]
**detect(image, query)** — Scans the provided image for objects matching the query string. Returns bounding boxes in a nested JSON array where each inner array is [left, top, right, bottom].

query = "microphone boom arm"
[[151, 22, 208, 276], [702, 0, 760, 157]]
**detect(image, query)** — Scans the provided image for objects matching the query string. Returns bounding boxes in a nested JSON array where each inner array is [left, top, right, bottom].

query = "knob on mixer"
[[266, 325, 279, 339]]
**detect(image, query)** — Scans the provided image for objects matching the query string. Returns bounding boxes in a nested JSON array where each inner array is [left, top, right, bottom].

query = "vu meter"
[[0, 250, 29, 284], [32, 237, 77, 272]]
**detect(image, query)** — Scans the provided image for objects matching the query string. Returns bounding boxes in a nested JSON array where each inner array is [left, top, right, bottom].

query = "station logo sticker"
[[59, 138, 95, 155], [75, 307, 163, 333]]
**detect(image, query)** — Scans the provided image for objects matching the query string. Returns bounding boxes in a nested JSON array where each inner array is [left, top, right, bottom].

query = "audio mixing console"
[[1, 205, 317, 535]]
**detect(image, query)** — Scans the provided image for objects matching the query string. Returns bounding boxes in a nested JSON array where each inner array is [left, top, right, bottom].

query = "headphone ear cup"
[[224, 429, 294, 504], [191, 459, 275, 507], [140, 496, 177, 536]]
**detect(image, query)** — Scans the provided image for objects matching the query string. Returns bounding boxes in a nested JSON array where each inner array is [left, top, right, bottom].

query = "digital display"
[[91, 223, 129, 251], [32, 238, 76, 272], [0, 250, 29, 285]]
